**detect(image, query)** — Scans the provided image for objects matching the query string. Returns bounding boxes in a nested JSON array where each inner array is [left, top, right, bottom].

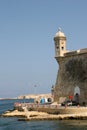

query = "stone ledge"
[[2, 107, 87, 120]]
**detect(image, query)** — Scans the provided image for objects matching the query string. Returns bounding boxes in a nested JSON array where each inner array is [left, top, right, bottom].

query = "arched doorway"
[[74, 86, 80, 104]]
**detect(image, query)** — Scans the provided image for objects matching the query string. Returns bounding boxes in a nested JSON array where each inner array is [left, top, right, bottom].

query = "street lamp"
[[34, 85, 37, 94]]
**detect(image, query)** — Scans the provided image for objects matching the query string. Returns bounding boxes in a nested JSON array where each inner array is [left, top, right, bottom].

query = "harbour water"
[[0, 99, 87, 130]]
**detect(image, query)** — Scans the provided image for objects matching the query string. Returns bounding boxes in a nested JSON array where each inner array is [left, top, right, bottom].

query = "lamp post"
[[34, 85, 37, 95]]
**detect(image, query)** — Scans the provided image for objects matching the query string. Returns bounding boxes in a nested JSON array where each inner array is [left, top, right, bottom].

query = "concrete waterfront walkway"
[[14, 102, 87, 114]]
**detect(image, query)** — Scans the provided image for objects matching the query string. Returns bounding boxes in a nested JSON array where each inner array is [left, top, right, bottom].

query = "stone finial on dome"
[[58, 27, 62, 32], [54, 28, 66, 38]]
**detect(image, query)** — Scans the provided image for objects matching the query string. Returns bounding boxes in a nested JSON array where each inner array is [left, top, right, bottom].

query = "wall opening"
[[61, 47, 64, 50], [74, 86, 80, 104]]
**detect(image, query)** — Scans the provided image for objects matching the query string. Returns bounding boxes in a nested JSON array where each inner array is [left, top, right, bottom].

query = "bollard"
[[55, 105, 57, 109], [65, 104, 67, 108], [78, 104, 80, 108]]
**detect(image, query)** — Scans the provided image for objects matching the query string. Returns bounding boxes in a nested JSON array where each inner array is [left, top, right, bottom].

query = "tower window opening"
[[62, 47, 64, 50]]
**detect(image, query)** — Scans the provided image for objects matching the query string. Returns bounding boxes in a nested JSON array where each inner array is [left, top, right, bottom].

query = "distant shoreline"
[[17, 93, 51, 99], [0, 93, 51, 100]]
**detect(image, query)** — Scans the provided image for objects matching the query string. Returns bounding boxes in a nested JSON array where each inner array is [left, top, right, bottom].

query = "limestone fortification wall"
[[54, 51, 87, 104]]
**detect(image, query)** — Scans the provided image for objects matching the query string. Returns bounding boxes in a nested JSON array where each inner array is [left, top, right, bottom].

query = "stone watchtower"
[[54, 28, 67, 58], [53, 28, 87, 105]]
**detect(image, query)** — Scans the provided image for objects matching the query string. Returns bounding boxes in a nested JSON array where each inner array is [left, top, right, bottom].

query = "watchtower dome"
[[54, 28, 66, 59]]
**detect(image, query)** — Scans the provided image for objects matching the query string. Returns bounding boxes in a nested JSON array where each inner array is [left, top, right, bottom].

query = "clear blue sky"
[[0, 0, 87, 98]]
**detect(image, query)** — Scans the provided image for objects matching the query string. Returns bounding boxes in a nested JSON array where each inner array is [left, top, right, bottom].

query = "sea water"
[[0, 99, 87, 130]]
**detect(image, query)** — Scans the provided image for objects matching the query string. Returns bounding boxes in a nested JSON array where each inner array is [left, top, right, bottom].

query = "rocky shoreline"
[[1, 109, 87, 121]]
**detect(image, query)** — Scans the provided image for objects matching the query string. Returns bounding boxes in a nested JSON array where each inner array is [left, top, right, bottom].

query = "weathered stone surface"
[[53, 29, 87, 104], [54, 52, 87, 104], [2, 107, 87, 120]]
